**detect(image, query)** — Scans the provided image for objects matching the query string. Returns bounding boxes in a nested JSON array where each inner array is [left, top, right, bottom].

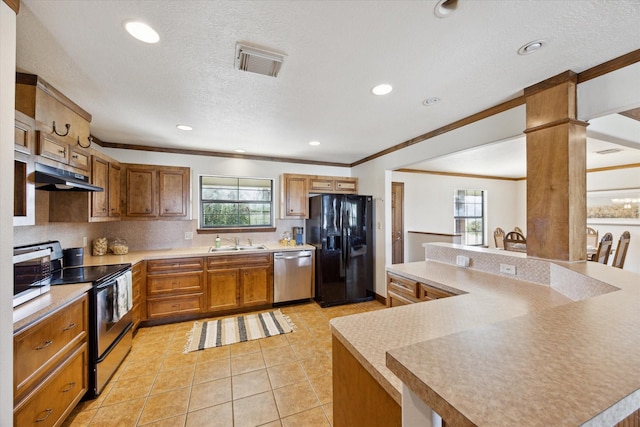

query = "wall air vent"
[[595, 148, 623, 155], [235, 43, 285, 78]]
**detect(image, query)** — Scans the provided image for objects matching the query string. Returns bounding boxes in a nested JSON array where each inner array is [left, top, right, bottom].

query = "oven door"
[[95, 272, 133, 357]]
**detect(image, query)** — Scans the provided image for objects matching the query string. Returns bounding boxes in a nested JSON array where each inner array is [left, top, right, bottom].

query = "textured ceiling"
[[15, 0, 640, 168]]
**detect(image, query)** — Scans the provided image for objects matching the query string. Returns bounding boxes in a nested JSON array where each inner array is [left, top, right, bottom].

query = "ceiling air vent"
[[235, 43, 285, 78]]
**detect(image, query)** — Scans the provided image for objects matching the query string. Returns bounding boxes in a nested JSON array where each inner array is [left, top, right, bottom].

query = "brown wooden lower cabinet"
[[616, 409, 640, 427], [13, 292, 89, 426], [333, 335, 401, 427], [206, 253, 274, 313], [145, 257, 204, 321], [131, 261, 145, 331], [387, 271, 456, 307]]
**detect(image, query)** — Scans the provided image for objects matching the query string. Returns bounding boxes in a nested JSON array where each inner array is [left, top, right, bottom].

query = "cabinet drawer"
[[335, 179, 357, 192], [147, 294, 202, 319], [388, 290, 419, 307], [14, 294, 88, 401], [420, 283, 454, 301], [147, 257, 204, 273], [68, 147, 90, 171], [207, 253, 272, 268], [14, 343, 87, 427], [132, 260, 145, 277], [309, 178, 334, 192], [147, 273, 203, 295], [387, 274, 419, 298], [37, 132, 68, 163]]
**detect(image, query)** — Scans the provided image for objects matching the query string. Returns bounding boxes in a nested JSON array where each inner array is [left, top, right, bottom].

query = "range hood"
[[34, 162, 104, 192]]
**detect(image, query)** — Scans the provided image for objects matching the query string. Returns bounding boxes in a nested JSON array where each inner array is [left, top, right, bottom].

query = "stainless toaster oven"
[[13, 248, 52, 307]]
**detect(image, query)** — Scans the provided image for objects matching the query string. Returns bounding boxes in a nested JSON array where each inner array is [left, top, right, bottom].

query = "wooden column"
[[524, 71, 588, 261]]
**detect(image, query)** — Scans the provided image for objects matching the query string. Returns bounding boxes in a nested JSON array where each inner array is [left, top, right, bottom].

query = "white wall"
[[353, 106, 527, 295], [393, 171, 521, 250], [1, 2, 16, 424]]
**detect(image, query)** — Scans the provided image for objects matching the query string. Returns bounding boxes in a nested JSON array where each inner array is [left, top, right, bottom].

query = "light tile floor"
[[64, 300, 385, 427]]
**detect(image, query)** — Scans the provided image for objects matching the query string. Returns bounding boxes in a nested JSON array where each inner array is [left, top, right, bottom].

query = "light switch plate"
[[184, 232, 193, 240]]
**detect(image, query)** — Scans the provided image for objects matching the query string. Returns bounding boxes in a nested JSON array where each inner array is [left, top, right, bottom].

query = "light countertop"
[[330, 257, 640, 426], [81, 243, 316, 266], [13, 283, 92, 333]]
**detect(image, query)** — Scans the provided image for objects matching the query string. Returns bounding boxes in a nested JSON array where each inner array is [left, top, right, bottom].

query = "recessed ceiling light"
[[434, 0, 459, 18], [371, 84, 393, 96], [423, 97, 441, 106], [309, 141, 321, 146], [234, 149, 246, 153], [518, 40, 545, 55], [176, 124, 192, 131], [124, 21, 160, 44]]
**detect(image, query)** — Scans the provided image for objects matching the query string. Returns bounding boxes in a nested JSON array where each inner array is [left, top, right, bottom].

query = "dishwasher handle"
[[274, 252, 312, 260]]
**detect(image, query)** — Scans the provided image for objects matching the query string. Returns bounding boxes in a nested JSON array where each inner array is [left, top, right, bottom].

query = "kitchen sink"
[[208, 245, 267, 252]]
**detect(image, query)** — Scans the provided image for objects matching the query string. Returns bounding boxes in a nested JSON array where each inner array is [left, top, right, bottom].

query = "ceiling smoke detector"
[[235, 43, 285, 78]]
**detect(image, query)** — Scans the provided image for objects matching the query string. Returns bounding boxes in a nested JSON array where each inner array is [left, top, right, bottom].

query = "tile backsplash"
[[14, 219, 304, 252]]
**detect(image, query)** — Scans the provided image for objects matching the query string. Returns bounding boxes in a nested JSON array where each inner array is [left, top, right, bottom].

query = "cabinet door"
[[126, 166, 157, 217], [282, 175, 308, 218], [37, 131, 68, 164], [240, 266, 272, 307], [108, 163, 121, 217], [309, 177, 334, 192], [14, 111, 34, 154], [335, 178, 358, 194], [206, 269, 240, 312], [91, 157, 109, 217], [159, 168, 189, 217], [68, 147, 90, 171]]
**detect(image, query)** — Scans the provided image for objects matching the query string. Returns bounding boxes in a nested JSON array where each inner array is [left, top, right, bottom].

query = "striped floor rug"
[[184, 310, 294, 353]]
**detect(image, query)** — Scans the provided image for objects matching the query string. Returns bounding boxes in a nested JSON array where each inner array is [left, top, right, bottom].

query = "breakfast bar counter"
[[330, 244, 640, 426]]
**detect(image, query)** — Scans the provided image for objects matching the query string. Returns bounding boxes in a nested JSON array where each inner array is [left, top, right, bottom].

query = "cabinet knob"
[[146, 208, 151, 212], [34, 408, 53, 423], [61, 382, 76, 393], [72, 154, 78, 159], [35, 340, 53, 350], [58, 149, 66, 154]]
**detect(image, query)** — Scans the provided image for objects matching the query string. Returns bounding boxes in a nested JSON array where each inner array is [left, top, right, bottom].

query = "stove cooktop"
[[50, 263, 131, 286]]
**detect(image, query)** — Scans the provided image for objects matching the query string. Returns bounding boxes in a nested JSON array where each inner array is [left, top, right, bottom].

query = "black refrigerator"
[[307, 194, 374, 307]]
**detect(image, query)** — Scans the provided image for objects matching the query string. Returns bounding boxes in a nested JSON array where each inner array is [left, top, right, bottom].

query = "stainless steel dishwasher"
[[273, 250, 313, 303]]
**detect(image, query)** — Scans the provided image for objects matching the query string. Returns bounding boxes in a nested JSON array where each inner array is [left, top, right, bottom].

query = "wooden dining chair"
[[503, 231, 526, 252], [586, 227, 599, 260], [493, 227, 505, 250], [593, 232, 613, 264], [612, 231, 631, 269]]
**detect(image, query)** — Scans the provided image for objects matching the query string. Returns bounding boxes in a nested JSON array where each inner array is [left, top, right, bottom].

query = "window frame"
[[453, 189, 486, 246], [198, 174, 275, 233]]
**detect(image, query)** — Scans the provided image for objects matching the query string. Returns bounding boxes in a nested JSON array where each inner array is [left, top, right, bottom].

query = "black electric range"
[[50, 263, 131, 286]]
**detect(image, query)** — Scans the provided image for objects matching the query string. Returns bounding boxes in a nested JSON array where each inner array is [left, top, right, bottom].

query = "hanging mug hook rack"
[[52, 121, 71, 137]]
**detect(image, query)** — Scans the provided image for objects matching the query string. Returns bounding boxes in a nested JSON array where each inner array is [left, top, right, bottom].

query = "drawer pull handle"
[[61, 382, 76, 393], [72, 154, 78, 159], [63, 322, 77, 331], [35, 408, 53, 423], [35, 340, 53, 350], [52, 121, 71, 137], [172, 304, 180, 308]]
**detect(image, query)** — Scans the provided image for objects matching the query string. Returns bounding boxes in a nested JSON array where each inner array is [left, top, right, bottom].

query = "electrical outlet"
[[184, 232, 193, 240], [456, 255, 470, 267], [82, 236, 88, 247], [500, 263, 516, 275]]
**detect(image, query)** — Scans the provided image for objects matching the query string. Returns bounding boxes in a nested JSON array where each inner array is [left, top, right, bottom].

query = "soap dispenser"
[[215, 235, 221, 248]]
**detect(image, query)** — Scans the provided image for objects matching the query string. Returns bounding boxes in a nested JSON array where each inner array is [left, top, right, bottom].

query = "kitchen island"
[[330, 243, 640, 426]]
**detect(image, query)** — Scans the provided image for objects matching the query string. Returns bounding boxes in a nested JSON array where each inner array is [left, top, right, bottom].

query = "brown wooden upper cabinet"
[[90, 155, 121, 220], [16, 72, 92, 151], [280, 173, 358, 219], [122, 163, 190, 220]]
